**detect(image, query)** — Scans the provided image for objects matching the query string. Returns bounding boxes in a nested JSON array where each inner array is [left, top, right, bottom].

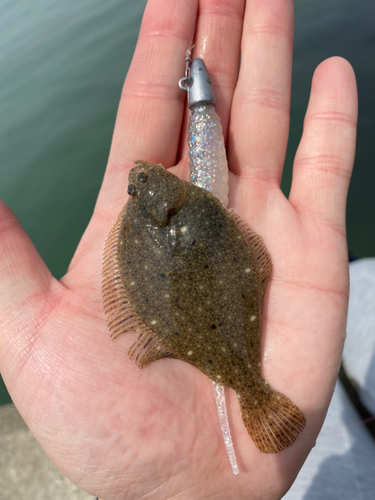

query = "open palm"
[[0, 0, 357, 499]]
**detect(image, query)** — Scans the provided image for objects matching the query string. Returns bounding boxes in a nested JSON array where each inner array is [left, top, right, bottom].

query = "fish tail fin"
[[238, 387, 306, 453]]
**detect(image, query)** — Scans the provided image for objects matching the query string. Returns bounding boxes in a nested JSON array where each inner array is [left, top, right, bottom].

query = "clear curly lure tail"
[[179, 54, 238, 474]]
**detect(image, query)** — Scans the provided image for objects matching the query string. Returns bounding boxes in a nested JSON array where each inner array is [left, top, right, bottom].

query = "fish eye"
[[137, 172, 148, 184], [127, 184, 137, 196]]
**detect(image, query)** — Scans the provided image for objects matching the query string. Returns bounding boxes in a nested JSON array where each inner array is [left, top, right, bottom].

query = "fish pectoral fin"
[[238, 387, 306, 454], [228, 209, 273, 300], [149, 204, 172, 227], [149, 183, 187, 227], [128, 330, 174, 369]]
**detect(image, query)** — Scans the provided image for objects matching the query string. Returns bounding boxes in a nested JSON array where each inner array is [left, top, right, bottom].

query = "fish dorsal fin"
[[228, 209, 272, 301], [102, 203, 173, 368]]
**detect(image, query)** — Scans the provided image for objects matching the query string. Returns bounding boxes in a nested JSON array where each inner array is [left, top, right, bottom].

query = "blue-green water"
[[0, 0, 374, 405]]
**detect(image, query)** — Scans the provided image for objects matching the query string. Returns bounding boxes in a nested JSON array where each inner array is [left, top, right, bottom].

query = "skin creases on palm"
[[0, 0, 357, 498]]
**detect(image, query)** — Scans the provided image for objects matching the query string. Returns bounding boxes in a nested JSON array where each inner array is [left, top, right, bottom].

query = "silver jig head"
[[179, 56, 215, 109]]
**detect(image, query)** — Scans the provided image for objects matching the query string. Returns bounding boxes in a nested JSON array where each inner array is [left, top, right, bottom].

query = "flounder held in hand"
[[102, 161, 305, 453]]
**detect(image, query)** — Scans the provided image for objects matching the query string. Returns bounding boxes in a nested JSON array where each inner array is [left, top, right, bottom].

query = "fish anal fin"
[[128, 329, 174, 369], [238, 387, 306, 453], [228, 209, 272, 299]]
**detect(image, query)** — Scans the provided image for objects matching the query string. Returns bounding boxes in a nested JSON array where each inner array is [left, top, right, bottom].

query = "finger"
[[289, 57, 357, 230], [228, 0, 294, 184], [0, 200, 61, 369], [68, 0, 197, 277], [178, 0, 245, 162], [98, 0, 198, 214]]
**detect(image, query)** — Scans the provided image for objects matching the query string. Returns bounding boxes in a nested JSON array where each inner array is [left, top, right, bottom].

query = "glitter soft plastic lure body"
[[102, 56, 305, 473]]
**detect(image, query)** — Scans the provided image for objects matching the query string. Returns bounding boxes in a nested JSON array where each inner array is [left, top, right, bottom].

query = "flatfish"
[[102, 160, 305, 453]]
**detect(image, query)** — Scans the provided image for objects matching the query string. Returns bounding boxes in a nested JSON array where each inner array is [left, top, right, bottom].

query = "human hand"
[[0, 0, 357, 499]]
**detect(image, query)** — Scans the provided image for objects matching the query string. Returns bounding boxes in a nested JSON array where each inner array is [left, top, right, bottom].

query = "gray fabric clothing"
[[284, 259, 375, 500], [344, 259, 375, 416]]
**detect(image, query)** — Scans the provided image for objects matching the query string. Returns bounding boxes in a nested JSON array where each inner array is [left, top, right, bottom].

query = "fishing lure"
[[179, 53, 237, 472], [102, 55, 305, 472], [179, 56, 229, 206]]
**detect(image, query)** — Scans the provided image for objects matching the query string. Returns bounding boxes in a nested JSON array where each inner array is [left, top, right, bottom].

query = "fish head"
[[127, 161, 187, 227]]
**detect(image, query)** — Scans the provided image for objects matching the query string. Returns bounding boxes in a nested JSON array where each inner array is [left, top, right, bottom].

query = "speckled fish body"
[[102, 161, 305, 453]]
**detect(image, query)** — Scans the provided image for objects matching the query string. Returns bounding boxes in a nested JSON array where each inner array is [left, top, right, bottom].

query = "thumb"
[[0, 200, 62, 381]]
